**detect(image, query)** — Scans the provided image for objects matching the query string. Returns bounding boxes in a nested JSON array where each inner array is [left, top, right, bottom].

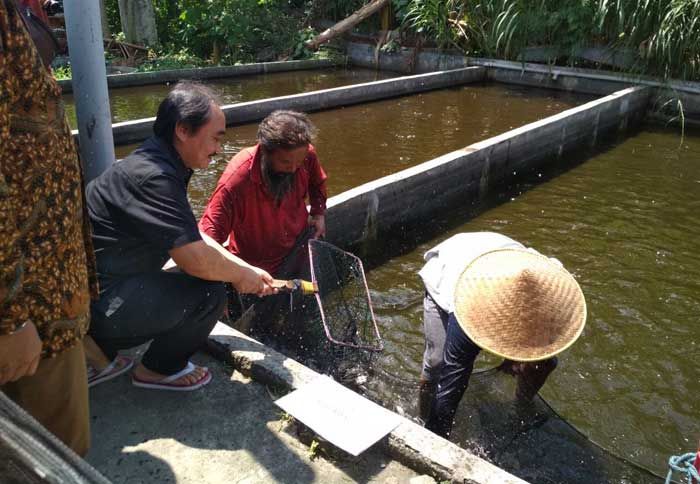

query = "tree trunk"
[[99, 0, 110, 37], [117, 0, 158, 47], [306, 0, 392, 50]]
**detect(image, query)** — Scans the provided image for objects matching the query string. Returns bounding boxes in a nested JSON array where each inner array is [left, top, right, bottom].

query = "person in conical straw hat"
[[417, 232, 586, 438]]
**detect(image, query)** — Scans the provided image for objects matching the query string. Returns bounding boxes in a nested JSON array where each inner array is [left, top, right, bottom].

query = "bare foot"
[[132, 363, 208, 386]]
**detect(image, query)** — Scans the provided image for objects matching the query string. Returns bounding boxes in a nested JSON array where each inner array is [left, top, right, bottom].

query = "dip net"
[[308, 239, 384, 352]]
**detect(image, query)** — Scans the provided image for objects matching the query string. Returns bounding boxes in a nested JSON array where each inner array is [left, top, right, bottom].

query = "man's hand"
[[0, 321, 42, 385], [309, 214, 326, 238], [233, 265, 276, 296]]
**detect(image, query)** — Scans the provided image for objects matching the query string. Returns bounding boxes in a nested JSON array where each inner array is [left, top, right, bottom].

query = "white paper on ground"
[[274, 375, 402, 456]]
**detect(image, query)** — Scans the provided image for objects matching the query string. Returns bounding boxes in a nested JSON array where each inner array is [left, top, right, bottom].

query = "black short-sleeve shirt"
[[86, 136, 202, 282]]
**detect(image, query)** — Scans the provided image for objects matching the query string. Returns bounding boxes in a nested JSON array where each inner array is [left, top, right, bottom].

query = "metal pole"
[[63, 0, 114, 182]]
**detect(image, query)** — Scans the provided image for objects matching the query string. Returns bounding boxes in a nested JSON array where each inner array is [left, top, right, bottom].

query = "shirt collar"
[[150, 136, 193, 183]]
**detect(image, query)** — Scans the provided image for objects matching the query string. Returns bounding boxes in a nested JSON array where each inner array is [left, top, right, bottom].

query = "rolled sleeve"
[[199, 180, 235, 245]]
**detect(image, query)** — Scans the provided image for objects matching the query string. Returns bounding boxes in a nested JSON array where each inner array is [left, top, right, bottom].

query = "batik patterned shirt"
[[0, 0, 97, 357]]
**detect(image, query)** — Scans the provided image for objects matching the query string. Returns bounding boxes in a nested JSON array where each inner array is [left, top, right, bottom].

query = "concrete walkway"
[[86, 352, 422, 484]]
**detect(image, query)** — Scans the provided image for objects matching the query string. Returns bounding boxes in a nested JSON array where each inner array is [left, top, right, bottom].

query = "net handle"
[[270, 279, 317, 295]]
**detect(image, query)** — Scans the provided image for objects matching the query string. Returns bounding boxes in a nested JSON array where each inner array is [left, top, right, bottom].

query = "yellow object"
[[299, 279, 317, 295]]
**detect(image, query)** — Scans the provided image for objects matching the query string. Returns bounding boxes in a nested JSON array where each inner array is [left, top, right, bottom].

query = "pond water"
[[110, 79, 670, 481], [63, 68, 396, 128], [363, 125, 700, 481], [115, 82, 593, 216]]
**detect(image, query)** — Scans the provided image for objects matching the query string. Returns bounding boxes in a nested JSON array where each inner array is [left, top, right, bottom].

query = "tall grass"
[[396, 0, 700, 81], [402, 0, 462, 49]]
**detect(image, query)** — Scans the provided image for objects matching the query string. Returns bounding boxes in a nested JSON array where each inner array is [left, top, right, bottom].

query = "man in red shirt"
[[199, 110, 327, 333]]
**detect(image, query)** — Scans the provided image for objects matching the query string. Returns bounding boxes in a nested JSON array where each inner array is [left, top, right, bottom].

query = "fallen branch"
[[305, 0, 392, 50]]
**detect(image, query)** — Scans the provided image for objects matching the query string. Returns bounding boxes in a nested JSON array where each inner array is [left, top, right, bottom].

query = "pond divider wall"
[[323, 85, 651, 251], [207, 323, 527, 484], [346, 42, 700, 121], [76, 46, 652, 482], [58, 59, 337, 94], [85, 67, 486, 146]]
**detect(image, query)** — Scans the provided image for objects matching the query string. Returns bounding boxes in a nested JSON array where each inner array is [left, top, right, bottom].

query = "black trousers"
[[89, 272, 226, 375], [425, 313, 557, 439]]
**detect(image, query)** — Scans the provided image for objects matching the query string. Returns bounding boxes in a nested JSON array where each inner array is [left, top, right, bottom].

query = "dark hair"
[[257, 110, 317, 151], [153, 81, 221, 144]]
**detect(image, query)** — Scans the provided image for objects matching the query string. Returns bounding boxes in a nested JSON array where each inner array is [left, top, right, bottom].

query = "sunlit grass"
[[397, 0, 700, 81]]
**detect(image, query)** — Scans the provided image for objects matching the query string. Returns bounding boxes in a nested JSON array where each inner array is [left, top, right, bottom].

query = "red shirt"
[[199, 144, 327, 275]]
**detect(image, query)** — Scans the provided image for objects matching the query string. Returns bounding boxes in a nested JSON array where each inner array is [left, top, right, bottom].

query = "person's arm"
[[169, 232, 276, 295], [198, 173, 235, 244], [306, 146, 328, 238], [0, 2, 42, 384]]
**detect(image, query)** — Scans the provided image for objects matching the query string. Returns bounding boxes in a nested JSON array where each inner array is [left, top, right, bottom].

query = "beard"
[[261, 154, 295, 204]]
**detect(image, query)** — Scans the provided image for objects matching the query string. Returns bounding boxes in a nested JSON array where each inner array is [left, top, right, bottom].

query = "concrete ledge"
[[347, 41, 700, 95], [321, 85, 651, 250], [347, 42, 469, 75], [346, 42, 700, 120], [207, 323, 527, 484], [88, 67, 486, 146], [346, 43, 631, 95], [59, 59, 337, 93]]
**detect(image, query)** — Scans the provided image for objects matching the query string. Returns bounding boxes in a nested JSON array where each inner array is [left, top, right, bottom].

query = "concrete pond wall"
[[203, 80, 648, 483], [58, 58, 337, 94], [322, 85, 651, 253], [346, 42, 700, 123], [65, 54, 673, 482], [208, 323, 528, 484], [91, 66, 486, 146]]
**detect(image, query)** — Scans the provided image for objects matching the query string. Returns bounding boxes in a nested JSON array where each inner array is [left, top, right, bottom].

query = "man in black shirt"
[[85, 82, 275, 391]]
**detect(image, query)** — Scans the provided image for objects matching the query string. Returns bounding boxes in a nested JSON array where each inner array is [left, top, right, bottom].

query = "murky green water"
[[63, 68, 396, 129], [115, 82, 592, 216], [364, 126, 700, 478]]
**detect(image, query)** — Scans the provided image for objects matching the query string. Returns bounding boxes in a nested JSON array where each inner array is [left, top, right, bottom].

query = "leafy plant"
[[291, 26, 318, 59], [402, 0, 461, 49], [395, 0, 700, 80], [380, 38, 401, 53], [136, 49, 209, 72], [308, 439, 320, 460], [52, 65, 72, 80], [277, 411, 295, 431]]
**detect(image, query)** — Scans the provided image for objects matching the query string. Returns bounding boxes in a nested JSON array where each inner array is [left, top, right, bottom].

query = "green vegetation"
[[52, 65, 72, 80], [102, 0, 330, 67], [136, 50, 209, 72], [308, 439, 320, 460], [93, 0, 697, 81], [393, 0, 700, 81]]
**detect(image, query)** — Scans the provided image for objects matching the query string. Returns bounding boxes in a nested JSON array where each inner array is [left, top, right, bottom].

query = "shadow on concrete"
[[86, 350, 318, 484], [205, 326, 416, 484]]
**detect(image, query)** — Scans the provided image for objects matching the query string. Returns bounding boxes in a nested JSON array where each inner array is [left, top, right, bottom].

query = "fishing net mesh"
[[308, 239, 383, 352]]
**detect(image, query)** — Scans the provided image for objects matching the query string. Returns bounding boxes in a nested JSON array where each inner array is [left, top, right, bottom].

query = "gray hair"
[[257, 110, 317, 151]]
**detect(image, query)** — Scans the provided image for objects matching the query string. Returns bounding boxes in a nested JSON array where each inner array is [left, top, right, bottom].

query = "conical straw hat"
[[453, 248, 586, 362]]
